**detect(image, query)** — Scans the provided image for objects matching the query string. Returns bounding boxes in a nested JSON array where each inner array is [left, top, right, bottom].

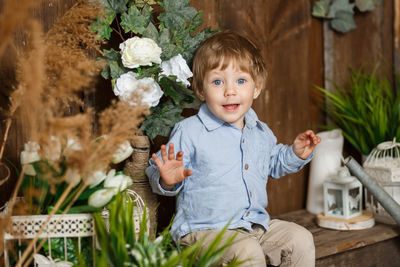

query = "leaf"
[[312, 0, 330, 18], [330, 11, 357, 33], [90, 8, 116, 40], [140, 101, 184, 140], [98, 0, 129, 13], [159, 76, 196, 105], [189, 11, 204, 32], [67, 205, 104, 214], [120, 5, 150, 34], [327, 0, 355, 19], [109, 61, 127, 79], [137, 65, 162, 79], [142, 22, 159, 41], [356, 0, 376, 12], [158, 0, 197, 31]]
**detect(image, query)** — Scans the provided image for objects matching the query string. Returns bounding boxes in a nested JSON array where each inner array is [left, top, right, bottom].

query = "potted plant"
[[317, 67, 400, 156]]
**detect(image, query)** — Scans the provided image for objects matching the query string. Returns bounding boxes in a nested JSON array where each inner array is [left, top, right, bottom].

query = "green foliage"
[[312, 0, 383, 33], [317, 67, 400, 155], [93, 191, 242, 266], [91, 0, 217, 140]]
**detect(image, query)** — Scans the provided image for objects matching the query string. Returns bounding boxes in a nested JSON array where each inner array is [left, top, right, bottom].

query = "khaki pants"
[[180, 219, 315, 267]]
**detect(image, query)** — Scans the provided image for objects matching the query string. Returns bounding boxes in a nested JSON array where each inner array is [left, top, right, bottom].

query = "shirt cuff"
[[289, 145, 313, 165], [146, 165, 183, 196]]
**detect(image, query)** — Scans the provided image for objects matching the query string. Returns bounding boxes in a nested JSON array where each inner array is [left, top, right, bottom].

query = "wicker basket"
[[3, 213, 95, 266], [3, 190, 148, 266], [124, 135, 157, 234]]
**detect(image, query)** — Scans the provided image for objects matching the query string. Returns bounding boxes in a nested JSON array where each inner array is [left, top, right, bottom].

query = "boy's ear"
[[196, 90, 205, 101], [253, 87, 261, 99]]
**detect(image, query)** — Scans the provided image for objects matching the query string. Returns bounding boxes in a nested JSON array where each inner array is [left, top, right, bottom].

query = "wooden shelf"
[[275, 209, 400, 260]]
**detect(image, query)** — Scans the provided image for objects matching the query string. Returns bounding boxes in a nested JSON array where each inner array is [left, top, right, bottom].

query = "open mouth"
[[222, 104, 240, 111]]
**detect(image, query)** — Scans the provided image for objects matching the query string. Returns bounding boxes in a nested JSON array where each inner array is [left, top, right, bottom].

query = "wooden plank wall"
[[0, 0, 394, 219]]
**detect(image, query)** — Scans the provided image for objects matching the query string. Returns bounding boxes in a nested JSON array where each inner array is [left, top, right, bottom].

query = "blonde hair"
[[192, 30, 267, 100]]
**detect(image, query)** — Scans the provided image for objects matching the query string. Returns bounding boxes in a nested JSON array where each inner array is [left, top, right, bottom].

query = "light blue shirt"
[[146, 103, 312, 243]]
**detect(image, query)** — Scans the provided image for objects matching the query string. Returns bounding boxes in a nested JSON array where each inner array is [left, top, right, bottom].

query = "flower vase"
[[123, 135, 157, 233], [306, 129, 344, 214]]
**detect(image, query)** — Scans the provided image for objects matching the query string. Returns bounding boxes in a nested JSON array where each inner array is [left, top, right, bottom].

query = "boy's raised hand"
[[152, 143, 192, 186], [293, 130, 321, 159]]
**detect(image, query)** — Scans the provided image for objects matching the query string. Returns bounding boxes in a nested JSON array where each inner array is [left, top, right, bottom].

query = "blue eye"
[[238, 78, 246, 84], [213, 80, 222, 85]]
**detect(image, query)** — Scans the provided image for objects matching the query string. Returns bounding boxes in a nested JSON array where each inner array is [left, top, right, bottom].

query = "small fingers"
[[184, 169, 192, 178], [160, 145, 168, 162], [168, 143, 175, 160], [176, 151, 184, 161], [152, 153, 163, 169]]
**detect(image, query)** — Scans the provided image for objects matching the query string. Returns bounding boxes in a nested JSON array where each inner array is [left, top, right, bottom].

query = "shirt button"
[[246, 211, 250, 216], [242, 138, 245, 143], [244, 164, 249, 170], [249, 191, 252, 197]]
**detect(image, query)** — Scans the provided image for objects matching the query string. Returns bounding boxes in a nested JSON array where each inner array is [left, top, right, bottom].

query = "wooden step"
[[275, 209, 400, 266]]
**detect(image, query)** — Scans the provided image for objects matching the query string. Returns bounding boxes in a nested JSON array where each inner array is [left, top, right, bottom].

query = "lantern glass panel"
[[327, 188, 343, 216], [349, 187, 361, 215]]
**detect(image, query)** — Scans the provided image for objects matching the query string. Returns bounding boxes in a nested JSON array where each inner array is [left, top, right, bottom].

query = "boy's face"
[[201, 61, 261, 130]]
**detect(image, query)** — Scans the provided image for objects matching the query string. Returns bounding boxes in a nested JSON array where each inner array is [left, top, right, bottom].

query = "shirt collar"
[[197, 103, 260, 131]]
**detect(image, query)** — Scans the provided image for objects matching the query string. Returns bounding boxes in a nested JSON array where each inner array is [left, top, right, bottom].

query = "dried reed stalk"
[[3, 0, 150, 265]]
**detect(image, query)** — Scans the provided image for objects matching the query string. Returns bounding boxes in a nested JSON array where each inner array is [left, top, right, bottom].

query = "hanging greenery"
[[312, 0, 383, 33]]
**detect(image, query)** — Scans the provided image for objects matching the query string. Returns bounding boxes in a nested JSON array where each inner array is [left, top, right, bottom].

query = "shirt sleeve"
[[268, 132, 313, 179], [145, 122, 192, 196]]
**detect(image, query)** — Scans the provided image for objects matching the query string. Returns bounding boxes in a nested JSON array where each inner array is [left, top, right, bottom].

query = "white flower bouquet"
[[19, 137, 135, 214], [91, 0, 216, 140]]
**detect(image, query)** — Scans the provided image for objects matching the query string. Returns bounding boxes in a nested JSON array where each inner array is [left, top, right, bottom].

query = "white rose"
[[161, 54, 193, 86], [114, 72, 163, 107], [119, 37, 162, 68], [88, 188, 117, 208], [112, 140, 134, 164]]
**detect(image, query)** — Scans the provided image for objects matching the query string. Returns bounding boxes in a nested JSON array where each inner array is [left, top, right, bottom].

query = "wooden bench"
[[275, 209, 400, 266]]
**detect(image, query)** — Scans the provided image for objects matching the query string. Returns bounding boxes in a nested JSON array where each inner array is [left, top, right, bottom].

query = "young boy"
[[146, 30, 321, 266]]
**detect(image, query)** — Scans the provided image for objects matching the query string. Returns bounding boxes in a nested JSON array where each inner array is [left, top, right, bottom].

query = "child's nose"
[[224, 84, 237, 97]]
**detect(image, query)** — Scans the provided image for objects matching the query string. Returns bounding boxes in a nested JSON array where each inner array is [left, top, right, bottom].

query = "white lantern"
[[323, 167, 363, 219]]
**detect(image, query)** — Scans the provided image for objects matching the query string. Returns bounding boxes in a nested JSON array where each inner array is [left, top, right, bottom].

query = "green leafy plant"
[[91, 0, 216, 140], [312, 0, 383, 33], [92, 191, 242, 267], [317, 67, 400, 155]]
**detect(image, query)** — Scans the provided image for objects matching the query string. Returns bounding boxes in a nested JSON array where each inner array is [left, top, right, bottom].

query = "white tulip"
[[104, 173, 133, 191], [20, 141, 40, 165], [114, 72, 163, 107], [160, 54, 193, 86], [119, 36, 162, 68], [23, 164, 37, 176], [87, 170, 107, 188], [88, 188, 117, 208], [64, 168, 81, 187], [113, 140, 134, 164], [43, 136, 61, 161], [65, 137, 82, 152]]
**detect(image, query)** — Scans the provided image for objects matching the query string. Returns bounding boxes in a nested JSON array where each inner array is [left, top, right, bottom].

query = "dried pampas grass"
[[0, 0, 149, 261]]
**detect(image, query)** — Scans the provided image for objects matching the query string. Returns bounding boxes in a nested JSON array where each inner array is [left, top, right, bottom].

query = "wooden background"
[[0, 0, 395, 222]]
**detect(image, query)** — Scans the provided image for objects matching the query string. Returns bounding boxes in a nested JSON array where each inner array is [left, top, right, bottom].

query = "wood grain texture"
[[0, 0, 75, 207], [332, 0, 394, 88], [219, 0, 313, 215], [276, 209, 400, 260]]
